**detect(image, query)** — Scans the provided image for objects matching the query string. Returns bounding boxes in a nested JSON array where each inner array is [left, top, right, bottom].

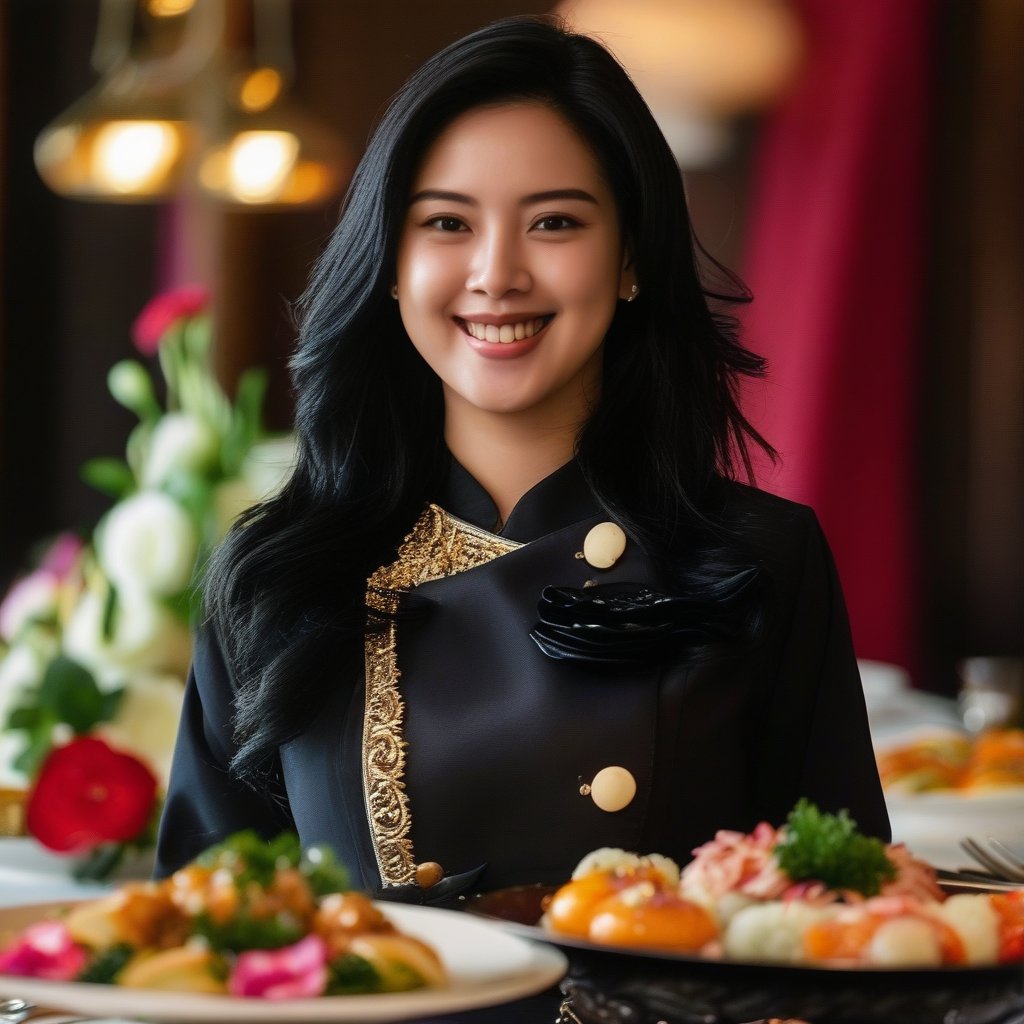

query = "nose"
[[465, 226, 531, 297]]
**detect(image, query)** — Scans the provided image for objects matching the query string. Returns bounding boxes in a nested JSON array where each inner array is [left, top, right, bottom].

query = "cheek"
[[546, 243, 622, 308], [400, 242, 461, 308]]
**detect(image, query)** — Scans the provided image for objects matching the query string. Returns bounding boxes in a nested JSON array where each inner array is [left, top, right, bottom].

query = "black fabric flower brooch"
[[529, 573, 758, 667]]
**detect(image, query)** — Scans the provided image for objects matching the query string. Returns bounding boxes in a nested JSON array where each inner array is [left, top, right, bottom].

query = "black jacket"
[[155, 460, 889, 893]]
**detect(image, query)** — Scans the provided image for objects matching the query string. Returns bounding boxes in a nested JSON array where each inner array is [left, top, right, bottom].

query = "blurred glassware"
[[958, 656, 1024, 733]]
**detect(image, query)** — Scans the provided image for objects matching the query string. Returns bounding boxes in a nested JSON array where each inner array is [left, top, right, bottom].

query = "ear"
[[618, 261, 637, 301]]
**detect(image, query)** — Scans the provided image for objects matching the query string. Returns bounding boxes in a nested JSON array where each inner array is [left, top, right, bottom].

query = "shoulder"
[[714, 480, 820, 550]]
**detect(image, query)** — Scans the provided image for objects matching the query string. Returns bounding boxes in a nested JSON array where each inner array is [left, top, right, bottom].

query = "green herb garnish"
[[773, 799, 896, 896], [301, 844, 350, 897], [193, 909, 304, 952], [326, 953, 381, 995], [76, 943, 134, 985], [197, 830, 302, 888]]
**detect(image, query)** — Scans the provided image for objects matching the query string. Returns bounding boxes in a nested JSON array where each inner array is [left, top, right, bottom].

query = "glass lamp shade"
[[34, 70, 194, 200], [197, 100, 348, 208]]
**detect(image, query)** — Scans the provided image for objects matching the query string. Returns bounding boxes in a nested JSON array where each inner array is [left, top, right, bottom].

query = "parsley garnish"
[[773, 799, 896, 896]]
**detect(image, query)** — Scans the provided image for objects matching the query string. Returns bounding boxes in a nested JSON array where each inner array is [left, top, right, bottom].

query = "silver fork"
[[960, 836, 1024, 883]]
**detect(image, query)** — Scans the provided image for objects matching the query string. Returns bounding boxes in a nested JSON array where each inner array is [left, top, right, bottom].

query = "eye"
[[532, 215, 581, 232], [425, 215, 467, 232]]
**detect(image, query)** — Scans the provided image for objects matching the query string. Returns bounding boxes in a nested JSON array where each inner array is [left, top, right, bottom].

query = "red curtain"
[[740, 0, 931, 678]]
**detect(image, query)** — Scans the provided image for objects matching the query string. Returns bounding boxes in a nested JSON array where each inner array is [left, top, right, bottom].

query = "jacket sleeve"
[[154, 624, 295, 877], [753, 508, 891, 841]]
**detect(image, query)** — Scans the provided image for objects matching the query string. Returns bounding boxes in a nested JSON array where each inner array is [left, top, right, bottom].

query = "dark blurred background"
[[1, 0, 1021, 694]]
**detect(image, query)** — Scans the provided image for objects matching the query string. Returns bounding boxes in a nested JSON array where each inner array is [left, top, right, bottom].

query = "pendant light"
[[196, 0, 348, 207], [554, 0, 803, 166], [33, 0, 219, 200]]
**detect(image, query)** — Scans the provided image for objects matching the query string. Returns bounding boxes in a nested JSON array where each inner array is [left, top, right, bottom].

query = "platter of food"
[[470, 801, 1024, 1024], [878, 728, 1024, 868], [0, 833, 566, 1023]]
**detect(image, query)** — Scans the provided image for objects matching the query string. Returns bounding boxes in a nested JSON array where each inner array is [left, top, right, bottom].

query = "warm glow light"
[[238, 68, 284, 113], [91, 121, 181, 194], [555, 0, 802, 113], [146, 0, 195, 16], [225, 131, 299, 202]]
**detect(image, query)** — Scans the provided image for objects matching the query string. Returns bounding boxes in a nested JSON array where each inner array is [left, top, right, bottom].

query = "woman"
[[156, 16, 888, 900]]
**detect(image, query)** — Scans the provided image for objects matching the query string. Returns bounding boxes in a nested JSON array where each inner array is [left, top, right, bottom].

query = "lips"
[[454, 314, 554, 345]]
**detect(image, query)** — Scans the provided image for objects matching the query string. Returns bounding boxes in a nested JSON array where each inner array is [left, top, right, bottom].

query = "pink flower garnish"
[[681, 821, 791, 901], [0, 921, 87, 980], [229, 934, 328, 999], [131, 285, 210, 355]]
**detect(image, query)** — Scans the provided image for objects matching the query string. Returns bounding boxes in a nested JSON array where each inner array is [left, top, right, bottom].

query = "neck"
[[443, 404, 583, 527]]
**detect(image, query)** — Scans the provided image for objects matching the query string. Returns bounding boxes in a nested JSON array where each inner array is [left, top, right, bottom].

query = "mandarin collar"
[[439, 455, 601, 544]]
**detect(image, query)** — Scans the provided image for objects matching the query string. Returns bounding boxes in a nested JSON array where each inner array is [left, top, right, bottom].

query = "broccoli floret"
[[197, 830, 302, 888], [76, 943, 134, 985], [193, 910, 304, 953], [326, 953, 381, 995], [300, 844, 350, 897]]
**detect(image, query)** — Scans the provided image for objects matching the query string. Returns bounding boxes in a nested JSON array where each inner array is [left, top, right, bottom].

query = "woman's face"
[[395, 102, 634, 425]]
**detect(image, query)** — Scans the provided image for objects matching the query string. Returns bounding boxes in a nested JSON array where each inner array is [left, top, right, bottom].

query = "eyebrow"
[[408, 188, 600, 206]]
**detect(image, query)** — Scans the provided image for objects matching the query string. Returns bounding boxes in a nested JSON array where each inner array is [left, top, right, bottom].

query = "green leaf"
[[221, 368, 268, 476], [125, 420, 155, 482], [165, 582, 204, 628], [6, 705, 44, 730], [773, 799, 896, 897], [72, 842, 127, 883], [101, 583, 118, 644], [81, 457, 136, 500], [13, 715, 57, 776], [38, 656, 120, 734]]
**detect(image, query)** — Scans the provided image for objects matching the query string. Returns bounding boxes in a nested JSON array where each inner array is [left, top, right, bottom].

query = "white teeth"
[[463, 317, 549, 343]]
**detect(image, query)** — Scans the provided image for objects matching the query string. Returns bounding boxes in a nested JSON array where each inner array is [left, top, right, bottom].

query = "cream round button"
[[586, 766, 636, 812], [583, 522, 627, 569]]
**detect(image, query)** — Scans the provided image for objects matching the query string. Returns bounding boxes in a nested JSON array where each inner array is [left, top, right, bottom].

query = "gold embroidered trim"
[[363, 504, 521, 885]]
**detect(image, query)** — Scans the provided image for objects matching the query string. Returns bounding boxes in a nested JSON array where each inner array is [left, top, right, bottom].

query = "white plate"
[[0, 901, 567, 1023], [886, 787, 1024, 869]]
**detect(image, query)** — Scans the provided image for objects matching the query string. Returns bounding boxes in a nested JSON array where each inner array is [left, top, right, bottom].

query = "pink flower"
[[40, 532, 85, 580], [0, 921, 87, 980], [131, 285, 210, 355], [229, 934, 328, 999]]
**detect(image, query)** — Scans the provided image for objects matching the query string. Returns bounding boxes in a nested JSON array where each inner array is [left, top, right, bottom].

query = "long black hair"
[[207, 15, 774, 786]]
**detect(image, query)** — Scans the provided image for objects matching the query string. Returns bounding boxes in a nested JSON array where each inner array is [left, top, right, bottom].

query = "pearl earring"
[[626, 284, 639, 302]]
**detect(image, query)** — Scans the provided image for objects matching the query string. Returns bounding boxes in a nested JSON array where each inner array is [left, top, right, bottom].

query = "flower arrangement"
[[0, 286, 293, 877]]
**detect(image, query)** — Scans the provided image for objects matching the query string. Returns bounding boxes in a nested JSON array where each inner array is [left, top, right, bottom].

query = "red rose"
[[131, 284, 210, 355], [26, 737, 158, 854]]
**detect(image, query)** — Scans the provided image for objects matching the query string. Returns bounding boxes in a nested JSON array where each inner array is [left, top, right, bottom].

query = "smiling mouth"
[[455, 315, 554, 344]]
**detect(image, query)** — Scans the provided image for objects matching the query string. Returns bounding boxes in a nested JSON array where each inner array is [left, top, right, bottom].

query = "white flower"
[[0, 641, 48, 723], [0, 571, 59, 643], [99, 491, 198, 597], [63, 588, 192, 681], [212, 436, 297, 538], [108, 360, 158, 419], [212, 477, 260, 539], [241, 434, 296, 500], [142, 412, 220, 488], [96, 672, 184, 789]]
